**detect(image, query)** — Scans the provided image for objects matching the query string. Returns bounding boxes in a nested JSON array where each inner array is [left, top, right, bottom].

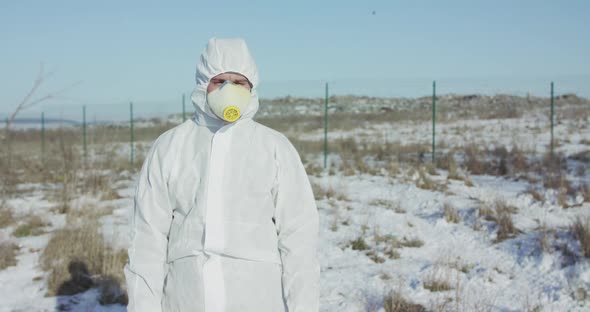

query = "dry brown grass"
[[464, 144, 487, 175], [579, 184, 590, 203], [439, 143, 540, 180], [383, 291, 427, 312], [423, 263, 453, 292], [478, 203, 494, 220], [508, 145, 529, 174], [40, 214, 127, 304], [493, 201, 519, 243], [0, 242, 19, 270], [495, 213, 518, 242], [543, 170, 573, 191], [370, 199, 402, 212], [0, 206, 15, 228], [523, 188, 544, 202], [290, 137, 429, 176], [349, 237, 370, 251], [398, 236, 425, 248], [437, 151, 458, 172], [575, 163, 586, 177], [538, 228, 556, 254], [304, 162, 323, 176], [12, 214, 48, 237], [478, 200, 520, 243], [416, 167, 435, 190], [443, 202, 461, 224], [1, 124, 149, 210], [571, 217, 590, 258], [311, 182, 349, 201]]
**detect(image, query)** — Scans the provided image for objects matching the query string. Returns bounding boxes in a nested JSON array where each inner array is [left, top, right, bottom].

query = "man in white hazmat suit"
[[124, 37, 320, 312]]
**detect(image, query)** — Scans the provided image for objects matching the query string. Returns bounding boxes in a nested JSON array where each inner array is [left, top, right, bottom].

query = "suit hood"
[[191, 37, 260, 127]]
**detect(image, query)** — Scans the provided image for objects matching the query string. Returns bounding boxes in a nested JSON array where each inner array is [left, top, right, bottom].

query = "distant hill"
[[1, 117, 80, 125]]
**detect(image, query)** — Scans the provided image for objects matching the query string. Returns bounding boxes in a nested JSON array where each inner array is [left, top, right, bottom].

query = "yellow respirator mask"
[[206, 81, 251, 122]]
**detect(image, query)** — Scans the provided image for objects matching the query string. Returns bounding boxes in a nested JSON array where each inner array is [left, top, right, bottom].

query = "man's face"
[[207, 72, 252, 93]]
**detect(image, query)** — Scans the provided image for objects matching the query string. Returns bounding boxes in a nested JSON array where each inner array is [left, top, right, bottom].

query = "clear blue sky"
[[1, 0, 589, 119]]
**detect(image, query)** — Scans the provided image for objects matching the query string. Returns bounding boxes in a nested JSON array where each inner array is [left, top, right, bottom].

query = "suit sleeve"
[[124, 139, 173, 312], [274, 137, 320, 312]]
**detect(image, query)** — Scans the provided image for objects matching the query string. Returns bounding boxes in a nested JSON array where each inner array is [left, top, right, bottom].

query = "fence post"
[[182, 93, 186, 122], [324, 82, 329, 169], [432, 80, 436, 163], [550, 81, 554, 158], [41, 112, 45, 164], [130, 102, 134, 168], [82, 105, 87, 162]]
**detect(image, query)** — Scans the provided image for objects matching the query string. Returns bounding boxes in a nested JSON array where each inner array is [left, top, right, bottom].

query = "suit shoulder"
[[252, 121, 292, 146], [150, 120, 194, 152]]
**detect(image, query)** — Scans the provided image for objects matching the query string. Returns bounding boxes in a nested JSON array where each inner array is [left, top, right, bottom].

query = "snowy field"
[[1, 94, 589, 311]]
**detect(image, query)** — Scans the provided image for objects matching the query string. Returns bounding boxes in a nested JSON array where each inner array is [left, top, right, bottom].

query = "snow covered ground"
[[1, 96, 589, 311]]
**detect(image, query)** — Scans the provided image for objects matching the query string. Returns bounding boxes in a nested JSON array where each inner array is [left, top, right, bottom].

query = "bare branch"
[[22, 80, 82, 109], [2, 63, 79, 138]]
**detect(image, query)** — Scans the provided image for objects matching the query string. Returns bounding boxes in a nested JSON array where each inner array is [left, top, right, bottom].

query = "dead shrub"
[[479, 200, 519, 242], [543, 170, 573, 191], [311, 182, 348, 201], [399, 237, 424, 248], [579, 184, 590, 203], [510, 145, 529, 174], [305, 162, 323, 176], [491, 145, 509, 160], [387, 160, 401, 176], [493, 199, 518, 214], [366, 250, 386, 263], [541, 151, 566, 173], [369, 198, 397, 210], [494, 201, 518, 243], [0, 242, 19, 270], [443, 202, 460, 224], [464, 144, 487, 175], [423, 264, 453, 292], [437, 151, 458, 174], [523, 188, 544, 202], [416, 167, 438, 191], [383, 291, 427, 312], [65, 204, 113, 225], [571, 217, 590, 258], [12, 214, 48, 237], [0, 206, 15, 228], [349, 237, 370, 251], [538, 228, 555, 254], [82, 171, 121, 200], [40, 220, 127, 298], [425, 162, 438, 175], [384, 246, 401, 259], [478, 203, 494, 220], [575, 164, 586, 177]]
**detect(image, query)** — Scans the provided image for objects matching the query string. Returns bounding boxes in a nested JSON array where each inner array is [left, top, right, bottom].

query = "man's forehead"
[[211, 72, 249, 80]]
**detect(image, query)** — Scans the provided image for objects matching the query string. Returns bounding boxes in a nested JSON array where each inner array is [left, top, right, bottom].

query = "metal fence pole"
[[82, 105, 87, 161], [182, 93, 186, 122], [432, 80, 436, 163], [550, 81, 554, 157], [41, 112, 45, 164], [130, 102, 134, 168], [324, 82, 329, 169]]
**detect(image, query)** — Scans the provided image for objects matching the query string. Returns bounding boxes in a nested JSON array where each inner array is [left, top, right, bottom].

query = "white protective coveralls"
[[124, 37, 320, 312]]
